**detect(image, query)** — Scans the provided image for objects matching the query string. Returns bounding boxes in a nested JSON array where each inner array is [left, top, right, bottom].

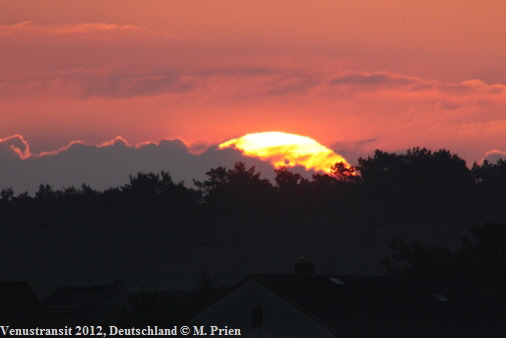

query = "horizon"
[[1, 131, 503, 195]]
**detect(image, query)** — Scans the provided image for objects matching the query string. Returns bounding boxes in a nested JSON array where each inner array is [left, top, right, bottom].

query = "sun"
[[219, 131, 351, 173]]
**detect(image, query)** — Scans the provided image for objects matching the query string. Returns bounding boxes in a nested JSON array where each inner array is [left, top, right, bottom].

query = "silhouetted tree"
[[35, 184, 57, 201], [330, 162, 360, 183], [274, 166, 308, 191], [118, 171, 201, 223], [1, 188, 14, 201], [382, 222, 506, 287], [472, 159, 506, 218], [460, 222, 506, 286], [194, 162, 275, 219], [472, 158, 506, 186], [381, 238, 458, 276], [2, 147, 506, 306], [358, 147, 473, 220]]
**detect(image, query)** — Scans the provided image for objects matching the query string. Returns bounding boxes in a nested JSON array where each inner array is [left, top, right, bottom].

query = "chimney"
[[294, 257, 314, 277]]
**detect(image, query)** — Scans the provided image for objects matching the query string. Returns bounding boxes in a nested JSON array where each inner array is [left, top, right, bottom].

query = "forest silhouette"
[[1, 146, 506, 292]]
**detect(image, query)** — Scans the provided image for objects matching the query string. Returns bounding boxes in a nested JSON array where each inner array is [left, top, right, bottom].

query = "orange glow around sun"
[[219, 131, 351, 173]]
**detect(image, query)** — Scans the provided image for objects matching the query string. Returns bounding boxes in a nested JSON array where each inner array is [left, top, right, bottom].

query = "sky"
[[2, 0, 506, 193]]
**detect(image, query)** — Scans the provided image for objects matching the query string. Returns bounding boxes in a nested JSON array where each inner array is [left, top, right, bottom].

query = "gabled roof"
[[0, 281, 73, 327], [0, 281, 40, 307], [202, 274, 506, 337]]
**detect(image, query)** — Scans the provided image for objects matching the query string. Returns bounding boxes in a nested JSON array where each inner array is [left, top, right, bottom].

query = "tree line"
[[1, 146, 506, 286]]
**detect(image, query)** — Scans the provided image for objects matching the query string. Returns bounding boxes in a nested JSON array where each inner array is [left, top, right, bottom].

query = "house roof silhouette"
[[0, 281, 73, 327], [192, 274, 506, 337], [0, 281, 40, 307]]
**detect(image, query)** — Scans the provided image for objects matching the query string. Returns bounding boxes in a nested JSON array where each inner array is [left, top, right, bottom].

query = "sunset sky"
[[2, 0, 506, 192]]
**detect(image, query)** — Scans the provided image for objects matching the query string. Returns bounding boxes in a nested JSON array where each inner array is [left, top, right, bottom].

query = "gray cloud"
[[330, 138, 378, 165], [328, 73, 506, 100], [265, 73, 322, 96], [199, 67, 276, 77], [481, 150, 506, 164], [0, 137, 280, 195], [68, 70, 196, 98], [330, 73, 416, 89], [0, 134, 30, 158]]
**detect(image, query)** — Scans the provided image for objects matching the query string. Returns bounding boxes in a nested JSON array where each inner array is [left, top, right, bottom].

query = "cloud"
[[330, 73, 416, 89], [328, 72, 506, 98], [0, 135, 277, 195], [265, 73, 322, 96], [330, 138, 378, 165], [0, 21, 144, 36], [2, 22, 506, 167], [0, 134, 31, 159], [75, 70, 196, 98], [480, 150, 506, 164], [0, 67, 197, 99], [3, 41, 506, 103]]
